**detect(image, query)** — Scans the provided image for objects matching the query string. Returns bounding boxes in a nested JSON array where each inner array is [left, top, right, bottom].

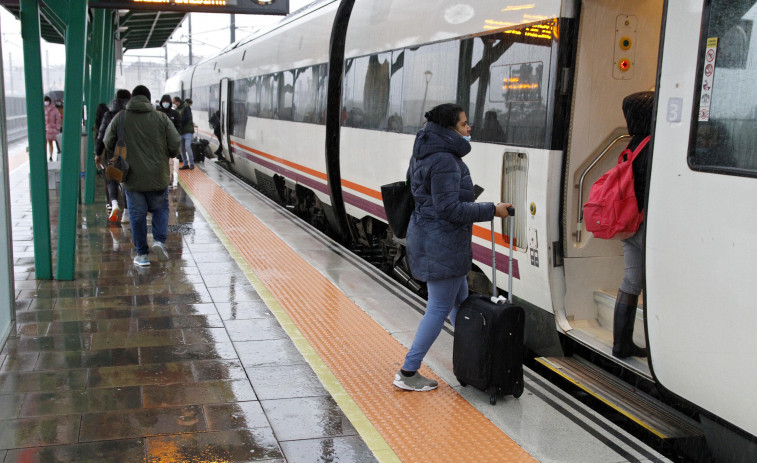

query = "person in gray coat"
[[393, 103, 512, 392]]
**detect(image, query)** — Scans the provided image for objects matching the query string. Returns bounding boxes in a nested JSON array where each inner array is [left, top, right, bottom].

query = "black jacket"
[[95, 97, 129, 157]]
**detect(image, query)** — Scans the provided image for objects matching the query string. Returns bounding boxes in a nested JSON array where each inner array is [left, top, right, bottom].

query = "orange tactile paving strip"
[[180, 169, 536, 463]]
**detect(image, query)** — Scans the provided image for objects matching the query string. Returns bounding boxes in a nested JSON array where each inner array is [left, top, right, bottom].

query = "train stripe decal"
[[227, 139, 519, 275]]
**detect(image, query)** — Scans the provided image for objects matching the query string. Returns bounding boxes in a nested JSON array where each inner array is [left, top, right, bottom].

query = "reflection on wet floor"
[[1, 179, 376, 462]]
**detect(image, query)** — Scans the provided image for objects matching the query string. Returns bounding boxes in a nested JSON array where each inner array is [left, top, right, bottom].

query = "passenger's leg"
[[447, 277, 469, 327], [180, 133, 194, 169], [402, 275, 467, 372], [147, 189, 170, 261], [124, 190, 149, 256], [613, 223, 647, 358], [147, 189, 169, 244]]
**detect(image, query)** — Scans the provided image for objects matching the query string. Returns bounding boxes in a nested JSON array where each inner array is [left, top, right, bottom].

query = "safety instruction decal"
[[699, 37, 718, 121]]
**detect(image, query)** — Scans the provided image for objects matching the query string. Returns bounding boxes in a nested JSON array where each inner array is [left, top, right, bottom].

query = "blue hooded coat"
[[406, 122, 496, 281]]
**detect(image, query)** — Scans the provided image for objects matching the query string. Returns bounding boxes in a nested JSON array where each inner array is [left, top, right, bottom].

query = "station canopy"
[[1, 3, 185, 51]]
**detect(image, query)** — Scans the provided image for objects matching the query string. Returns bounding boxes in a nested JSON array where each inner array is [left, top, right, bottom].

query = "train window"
[[231, 79, 249, 137], [387, 51, 404, 132], [691, 1, 757, 174], [209, 84, 220, 122], [315, 64, 328, 125], [192, 85, 208, 113], [400, 41, 459, 134], [292, 65, 324, 124], [260, 74, 279, 119], [464, 25, 555, 148], [247, 77, 261, 117], [279, 71, 295, 121], [344, 53, 393, 130]]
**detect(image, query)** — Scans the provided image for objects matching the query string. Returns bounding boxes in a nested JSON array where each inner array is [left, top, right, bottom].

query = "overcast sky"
[[1, 0, 313, 67]]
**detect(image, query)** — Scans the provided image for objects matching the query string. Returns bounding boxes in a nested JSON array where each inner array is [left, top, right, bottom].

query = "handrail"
[[576, 134, 632, 243]]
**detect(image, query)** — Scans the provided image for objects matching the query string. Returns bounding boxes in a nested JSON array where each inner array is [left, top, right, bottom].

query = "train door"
[[646, 0, 757, 447], [559, 0, 663, 371], [219, 78, 233, 162]]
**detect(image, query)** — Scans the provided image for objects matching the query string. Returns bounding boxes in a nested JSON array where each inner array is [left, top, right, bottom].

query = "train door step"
[[536, 356, 703, 440]]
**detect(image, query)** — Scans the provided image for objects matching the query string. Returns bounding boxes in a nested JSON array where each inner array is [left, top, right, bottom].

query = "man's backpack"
[[583, 135, 650, 240]]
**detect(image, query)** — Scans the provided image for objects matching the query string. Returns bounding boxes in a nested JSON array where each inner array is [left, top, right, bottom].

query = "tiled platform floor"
[[1, 168, 376, 462]]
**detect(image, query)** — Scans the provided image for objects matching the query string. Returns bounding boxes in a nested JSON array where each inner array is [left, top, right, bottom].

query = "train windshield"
[[690, 0, 757, 175]]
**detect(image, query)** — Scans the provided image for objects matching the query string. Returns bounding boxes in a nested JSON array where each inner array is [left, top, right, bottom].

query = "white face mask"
[[44, 101, 50, 107], [463, 135, 472, 142], [161, 102, 171, 109]]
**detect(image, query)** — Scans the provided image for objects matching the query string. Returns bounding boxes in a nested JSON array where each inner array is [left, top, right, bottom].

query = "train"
[[166, 1, 757, 460]]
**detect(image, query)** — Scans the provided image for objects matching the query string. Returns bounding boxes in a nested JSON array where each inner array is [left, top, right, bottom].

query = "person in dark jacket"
[[209, 109, 224, 158], [611, 91, 653, 359], [393, 103, 512, 392], [95, 89, 131, 222], [104, 85, 181, 267], [173, 96, 194, 170], [157, 94, 181, 188]]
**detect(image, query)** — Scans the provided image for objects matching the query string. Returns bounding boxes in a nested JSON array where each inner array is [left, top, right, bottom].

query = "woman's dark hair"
[[44, 96, 52, 103], [424, 103, 464, 129]]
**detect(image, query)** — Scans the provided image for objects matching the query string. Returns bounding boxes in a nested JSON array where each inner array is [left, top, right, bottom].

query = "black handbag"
[[381, 180, 414, 239], [105, 112, 129, 182]]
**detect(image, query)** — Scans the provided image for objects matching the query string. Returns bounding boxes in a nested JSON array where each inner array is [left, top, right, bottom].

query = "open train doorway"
[[559, 0, 663, 376]]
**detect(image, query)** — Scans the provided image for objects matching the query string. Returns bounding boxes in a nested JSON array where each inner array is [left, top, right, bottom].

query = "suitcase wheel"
[[512, 380, 524, 398], [457, 378, 467, 387], [489, 394, 497, 405]]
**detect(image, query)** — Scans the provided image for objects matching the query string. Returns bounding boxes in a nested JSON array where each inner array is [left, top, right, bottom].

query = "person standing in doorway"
[[44, 96, 62, 161], [173, 96, 194, 170], [104, 85, 181, 266]]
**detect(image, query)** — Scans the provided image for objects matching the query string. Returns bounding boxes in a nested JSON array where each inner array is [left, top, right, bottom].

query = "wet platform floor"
[[1, 163, 375, 462]]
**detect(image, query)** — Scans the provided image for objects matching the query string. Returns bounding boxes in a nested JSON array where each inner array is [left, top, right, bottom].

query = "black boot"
[[612, 290, 648, 358]]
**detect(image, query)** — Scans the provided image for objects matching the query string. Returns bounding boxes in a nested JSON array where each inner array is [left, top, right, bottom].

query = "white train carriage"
[[167, 1, 757, 459]]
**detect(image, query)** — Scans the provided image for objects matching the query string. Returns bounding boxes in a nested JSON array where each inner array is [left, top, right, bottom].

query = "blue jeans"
[[180, 133, 194, 167], [402, 275, 468, 371], [124, 189, 169, 255], [620, 222, 645, 295]]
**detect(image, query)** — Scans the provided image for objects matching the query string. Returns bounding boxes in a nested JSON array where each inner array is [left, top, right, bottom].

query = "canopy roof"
[[1, 4, 185, 50]]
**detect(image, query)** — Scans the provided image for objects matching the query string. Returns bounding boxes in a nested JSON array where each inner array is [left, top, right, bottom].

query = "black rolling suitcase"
[[453, 211, 525, 405], [192, 139, 209, 163]]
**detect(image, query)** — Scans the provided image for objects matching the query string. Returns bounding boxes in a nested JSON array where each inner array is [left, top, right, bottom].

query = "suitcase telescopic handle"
[[490, 208, 515, 304]]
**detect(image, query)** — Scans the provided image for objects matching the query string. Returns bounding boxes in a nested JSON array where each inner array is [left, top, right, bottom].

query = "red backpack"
[[583, 135, 650, 240]]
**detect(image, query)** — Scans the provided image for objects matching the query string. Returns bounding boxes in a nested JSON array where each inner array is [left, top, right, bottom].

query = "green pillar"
[[19, 0, 52, 279], [56, 0, 89, 281], [98, 11, 113, 112], [84, 9, 105, 204]]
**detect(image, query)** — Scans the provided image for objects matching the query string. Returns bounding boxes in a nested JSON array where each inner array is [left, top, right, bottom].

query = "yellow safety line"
[[179, 178, 400, 462], [535, 358, 668, 439]]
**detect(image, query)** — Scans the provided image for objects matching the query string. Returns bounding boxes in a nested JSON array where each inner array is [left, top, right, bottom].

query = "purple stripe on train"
[[232, 144, 518, 278]]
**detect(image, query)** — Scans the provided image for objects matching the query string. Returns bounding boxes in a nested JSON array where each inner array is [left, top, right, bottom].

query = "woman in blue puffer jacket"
[[393, 103, 512, 392]]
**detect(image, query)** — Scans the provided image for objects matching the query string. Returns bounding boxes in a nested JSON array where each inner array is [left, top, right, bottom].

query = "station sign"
[[90, 0, 289, 15]]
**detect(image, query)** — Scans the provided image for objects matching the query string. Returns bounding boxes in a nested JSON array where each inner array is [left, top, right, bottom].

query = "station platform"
[[0, 146, 668, 462]]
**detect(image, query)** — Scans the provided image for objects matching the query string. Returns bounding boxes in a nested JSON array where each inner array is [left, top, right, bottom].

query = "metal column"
[[19, 0, 52, 279], [84, 9, 106, 204], [0, 15, 16, 347], [56, 0, 89, 280]]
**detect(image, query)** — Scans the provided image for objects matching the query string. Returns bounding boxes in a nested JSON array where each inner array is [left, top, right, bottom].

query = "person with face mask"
[[393, 103, 513, 391], [43, 96, 62, 161], [157, 95, 181, 188]]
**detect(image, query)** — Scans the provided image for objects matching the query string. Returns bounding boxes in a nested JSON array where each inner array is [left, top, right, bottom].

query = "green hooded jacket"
[[104, 95, 181, 192]]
